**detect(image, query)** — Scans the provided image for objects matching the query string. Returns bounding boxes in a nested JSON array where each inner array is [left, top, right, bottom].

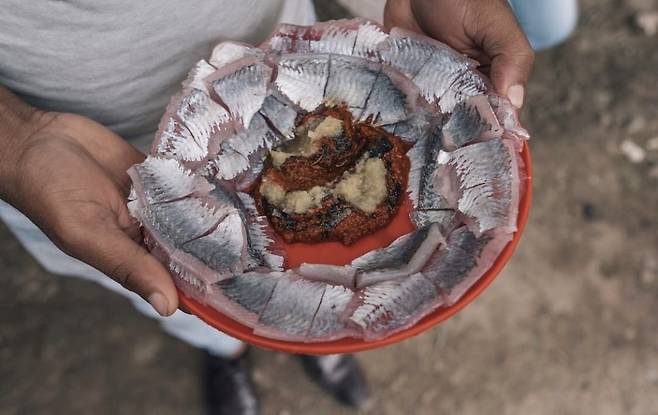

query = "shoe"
[[204, 349, 259, 415], [299, 354, 370, 409]]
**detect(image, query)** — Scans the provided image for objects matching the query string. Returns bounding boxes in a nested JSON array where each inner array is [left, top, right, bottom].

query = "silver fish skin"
[[311, 20, 389, 58], [141, 198, 235, 248], [436, 138, 519, 235], [324, 55, 381, 112], [307, 284, 357, 342], [381, 29, 436, 78], [352, 227, 431, 271], [184, 60, 217, 93], [211, 113, 285, 181], [153, 62, 231, 165], [155, 116, 212, 164], [236, 192, 284, 271], [298, 263, 357, 287], [382, 29, 477, 106], [442, 95, 503, 151], [200, 185, 283, 271], [209, 41, 264, 69], [233, 147, 269, 191], [258, 94, 299, 141], [182, 210, 247, 274], [406, 125, 450, 210], [210, 271, 282, 327], [355, 224, 445, 288], [386, 111, 435, 144], [127, 157, 213, 205], [359, 66, 418, 126], [209, 57, 272, 130], [438, 69, 490, 114], [255, 275, 327, 341], [349, 272, 442, 341], [274, 53, 330, 112], [411, 209, 457, 233], [262, 19, 388, 58], [422, 227, 511, 304], [351, 21, 389, 58], [259, 23, 312, 54], [176, 89, 232, 156], [488, 95, 531, 143]]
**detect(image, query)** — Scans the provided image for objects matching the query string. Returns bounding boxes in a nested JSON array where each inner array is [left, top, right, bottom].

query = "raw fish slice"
[[406, 126, 449, 210], [439, 69, 490, 113], [210, 271, 282, 328], [382, 29, 476, 106], [255, 275, 326, 341], [310, 24, 358, 55], [360, 66, 419, 126], [311, 20, 388, 57], [141, 198, 234, 247], [259, 23, 314, 54], [258, 94, 299, 140], [352, 21, 389, 58], [355, 224, 445, 287], [442, 95, 503, 151], [132, 199, 239, 298], [386, 111, 434, 144], [185, 60, 217, 93], [210, 113, 284, 181], [488, 95, 530, 143], [127, 157, 213, 205], [381, 29, 436, 78], [182, 211, 247, 274], [352, 227, 430, 271], [262, 19, 387, 58], [176, 89, 232, 155], [143, 227, 224, 302], [436, 138, 519, 235], [154, 117, 208, 163], [307, 285, 358, 341], [324, 55, 381, 112], [274, 54, 330, 112], [203, 185, 283, 271], [209, 41, 264, 69], [423, 227, 512, 304], [298, 263, 356, 287], [233, 147, 268, 191], [411, 209, 457, 233], [168, 259, 218, 302], [349, 273, 443, 340], [208, 57, 272, 130], [236, 192, 284, 271]]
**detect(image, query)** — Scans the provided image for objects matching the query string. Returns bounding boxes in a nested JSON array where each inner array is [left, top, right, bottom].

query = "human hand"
[[1, 111, 178, 316], [384, 0, 534, 109]]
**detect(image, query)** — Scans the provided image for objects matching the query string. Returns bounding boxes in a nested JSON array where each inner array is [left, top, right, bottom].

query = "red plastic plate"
[[178, 142, 532, 354]]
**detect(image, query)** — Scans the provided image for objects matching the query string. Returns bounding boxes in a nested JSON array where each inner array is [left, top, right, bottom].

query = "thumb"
[[489, 45, 535, 109], [468, 2, 535, 108], [67, 225, 179, 316]]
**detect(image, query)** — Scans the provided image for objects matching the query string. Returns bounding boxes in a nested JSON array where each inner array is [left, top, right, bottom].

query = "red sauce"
[[253, 107, 411, 246]]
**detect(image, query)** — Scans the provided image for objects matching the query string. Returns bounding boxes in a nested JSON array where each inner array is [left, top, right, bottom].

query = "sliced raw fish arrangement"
[[129, 19, 529, 343]]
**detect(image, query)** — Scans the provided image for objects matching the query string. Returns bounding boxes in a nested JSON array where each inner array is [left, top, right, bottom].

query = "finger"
[[469, 4, 535, 107], [488, 46, 534, 108], [55, 114, 146, 192], [66, 225, 179, 316]]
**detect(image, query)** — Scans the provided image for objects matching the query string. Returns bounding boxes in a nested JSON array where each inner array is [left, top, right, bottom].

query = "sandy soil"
[[1, 0, 657, 414]]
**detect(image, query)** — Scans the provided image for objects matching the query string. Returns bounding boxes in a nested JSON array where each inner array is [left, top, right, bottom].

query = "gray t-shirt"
[[0, 0, 315, 149]]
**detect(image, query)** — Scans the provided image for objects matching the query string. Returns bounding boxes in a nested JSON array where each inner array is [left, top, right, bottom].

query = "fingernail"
[[508, 84, 525, 109], [148, 292, 169, 316]]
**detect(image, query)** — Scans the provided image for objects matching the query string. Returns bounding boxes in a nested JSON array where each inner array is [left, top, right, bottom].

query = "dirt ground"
[[1, 0, 657, 414]]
